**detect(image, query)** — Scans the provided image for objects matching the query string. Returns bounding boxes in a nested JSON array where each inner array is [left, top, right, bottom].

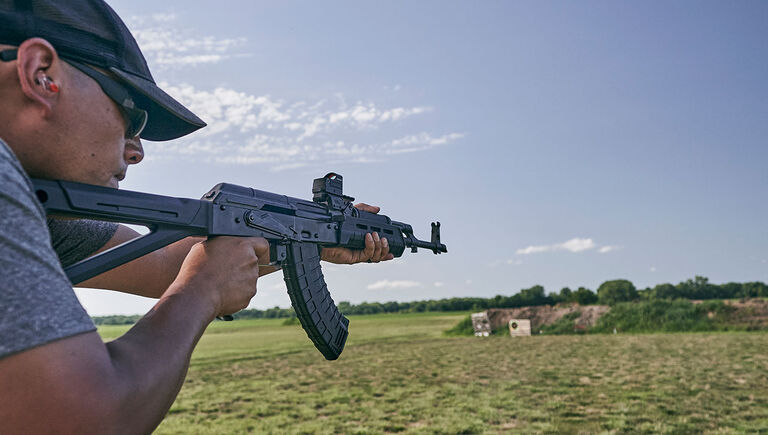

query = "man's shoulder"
[[0, 138, 45, 219], [0, 138, 96, 360], [0, 138, 21, 168], [0, 138, 34, 187], [0, 137, 53, 258]]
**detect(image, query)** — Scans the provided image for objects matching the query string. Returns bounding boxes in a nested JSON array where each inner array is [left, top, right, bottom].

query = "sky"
[[76, 1, 768, 315]]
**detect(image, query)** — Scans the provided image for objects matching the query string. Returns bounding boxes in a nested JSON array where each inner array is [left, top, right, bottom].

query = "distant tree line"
[[232, 306, 295, 319], [335, 276, 767, 314], [92, 276, 768, 324], [92, 314, 141, 325], [594, 276, 768, 306]]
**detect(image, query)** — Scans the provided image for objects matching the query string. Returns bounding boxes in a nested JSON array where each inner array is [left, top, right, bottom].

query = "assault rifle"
[[31, 173, 447, 360]]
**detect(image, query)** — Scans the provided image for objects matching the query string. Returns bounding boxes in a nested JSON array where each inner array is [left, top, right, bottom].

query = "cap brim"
[[109, 67, 206, 141]]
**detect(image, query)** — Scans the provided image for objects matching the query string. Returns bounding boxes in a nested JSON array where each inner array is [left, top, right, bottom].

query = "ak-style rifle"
[[32, 173, 446, 360]]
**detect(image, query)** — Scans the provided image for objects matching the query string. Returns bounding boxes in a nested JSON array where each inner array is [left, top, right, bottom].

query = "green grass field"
[[99, 313, 768, 434]]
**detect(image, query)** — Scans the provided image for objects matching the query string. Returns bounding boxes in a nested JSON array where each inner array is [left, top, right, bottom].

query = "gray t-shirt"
[[0, 139, 97, 359], [48, 218, 119, 268]]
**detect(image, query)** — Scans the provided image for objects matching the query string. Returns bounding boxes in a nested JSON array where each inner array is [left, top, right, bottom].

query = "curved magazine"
[[281, 242, 349, 360]]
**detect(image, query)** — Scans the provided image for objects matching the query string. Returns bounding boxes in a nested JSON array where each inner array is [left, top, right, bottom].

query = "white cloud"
[[367, 280, 422, 290], [516, 245, 551, 255], [561, 238, 596, 252], [127, 14, 247, 68], [598, 245, 620, 254], [147, 83, 463, 170], [124, 16, 462, 169], [650, 266, 657, 272], [434, 282, 445, 288], [516, 238, 596, 255], [465, 280, 473, 285], [386, 132, 465, 154], [151, 13, 177, 23]]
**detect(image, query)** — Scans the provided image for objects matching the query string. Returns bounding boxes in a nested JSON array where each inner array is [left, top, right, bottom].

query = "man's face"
[[48, 61, 144, 188], [0, 42, 146, 187]]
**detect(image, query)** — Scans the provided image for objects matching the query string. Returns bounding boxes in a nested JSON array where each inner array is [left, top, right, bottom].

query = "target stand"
[[508, 319, 532, 337]]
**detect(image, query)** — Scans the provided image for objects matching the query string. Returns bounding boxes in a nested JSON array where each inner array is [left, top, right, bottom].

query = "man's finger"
[[354, 203, 381, 214], [362, 233, 375, 261], [371, 232, 383, 262], [248, 237, 271, 264], [380, 237, 390, 260]]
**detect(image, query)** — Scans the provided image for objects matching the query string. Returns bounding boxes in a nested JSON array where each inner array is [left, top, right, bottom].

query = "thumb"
[[354, 203, 381, 214]]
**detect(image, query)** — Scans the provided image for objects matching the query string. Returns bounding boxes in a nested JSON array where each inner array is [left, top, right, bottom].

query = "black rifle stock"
[[32, 173, 446, 360]]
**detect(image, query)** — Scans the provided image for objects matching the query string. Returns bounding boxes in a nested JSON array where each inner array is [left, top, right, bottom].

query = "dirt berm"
[[483, 299, 768, 332], [484, 304, 610, 332], [696, 298, 768, 328]]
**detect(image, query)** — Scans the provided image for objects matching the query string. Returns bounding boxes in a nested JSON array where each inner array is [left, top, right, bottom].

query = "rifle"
[[31, 173, 447, 360]]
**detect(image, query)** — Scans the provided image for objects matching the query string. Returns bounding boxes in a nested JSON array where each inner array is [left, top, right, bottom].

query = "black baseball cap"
[[0, 0, 206, 141]]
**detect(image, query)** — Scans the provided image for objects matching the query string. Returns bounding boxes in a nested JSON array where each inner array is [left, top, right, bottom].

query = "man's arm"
[[79, 225, 214, 298], [0, 236, 267, 434]]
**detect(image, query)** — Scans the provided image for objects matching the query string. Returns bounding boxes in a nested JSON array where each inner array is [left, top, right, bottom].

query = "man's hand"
[[170, 236, 270, 317], [320, 203, 395, 265]]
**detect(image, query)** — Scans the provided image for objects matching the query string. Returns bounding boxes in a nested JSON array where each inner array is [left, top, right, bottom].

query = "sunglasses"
[[0, 49, 148, 139]]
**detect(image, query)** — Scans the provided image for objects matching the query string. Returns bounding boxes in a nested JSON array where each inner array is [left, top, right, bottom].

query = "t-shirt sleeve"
[[48, 218, 119, 268], [0, 154, 96, 359]]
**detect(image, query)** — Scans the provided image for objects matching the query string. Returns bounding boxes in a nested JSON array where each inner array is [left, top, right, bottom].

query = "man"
[[0, 1, 390, 433]]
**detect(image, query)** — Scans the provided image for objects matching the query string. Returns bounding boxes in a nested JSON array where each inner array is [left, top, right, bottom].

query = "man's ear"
[[15, 38, 63, 116]]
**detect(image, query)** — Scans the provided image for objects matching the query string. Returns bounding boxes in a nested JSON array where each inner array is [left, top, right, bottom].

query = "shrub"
[[597, 279, 638, 305], [443, 315, 475, 336], [540, 312, 582, 335], [282, 316, 300, 326], [591, 299, 740, 333]]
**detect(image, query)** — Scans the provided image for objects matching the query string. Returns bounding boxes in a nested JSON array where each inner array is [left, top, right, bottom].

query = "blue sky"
[[76, 1, 768, 315]]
